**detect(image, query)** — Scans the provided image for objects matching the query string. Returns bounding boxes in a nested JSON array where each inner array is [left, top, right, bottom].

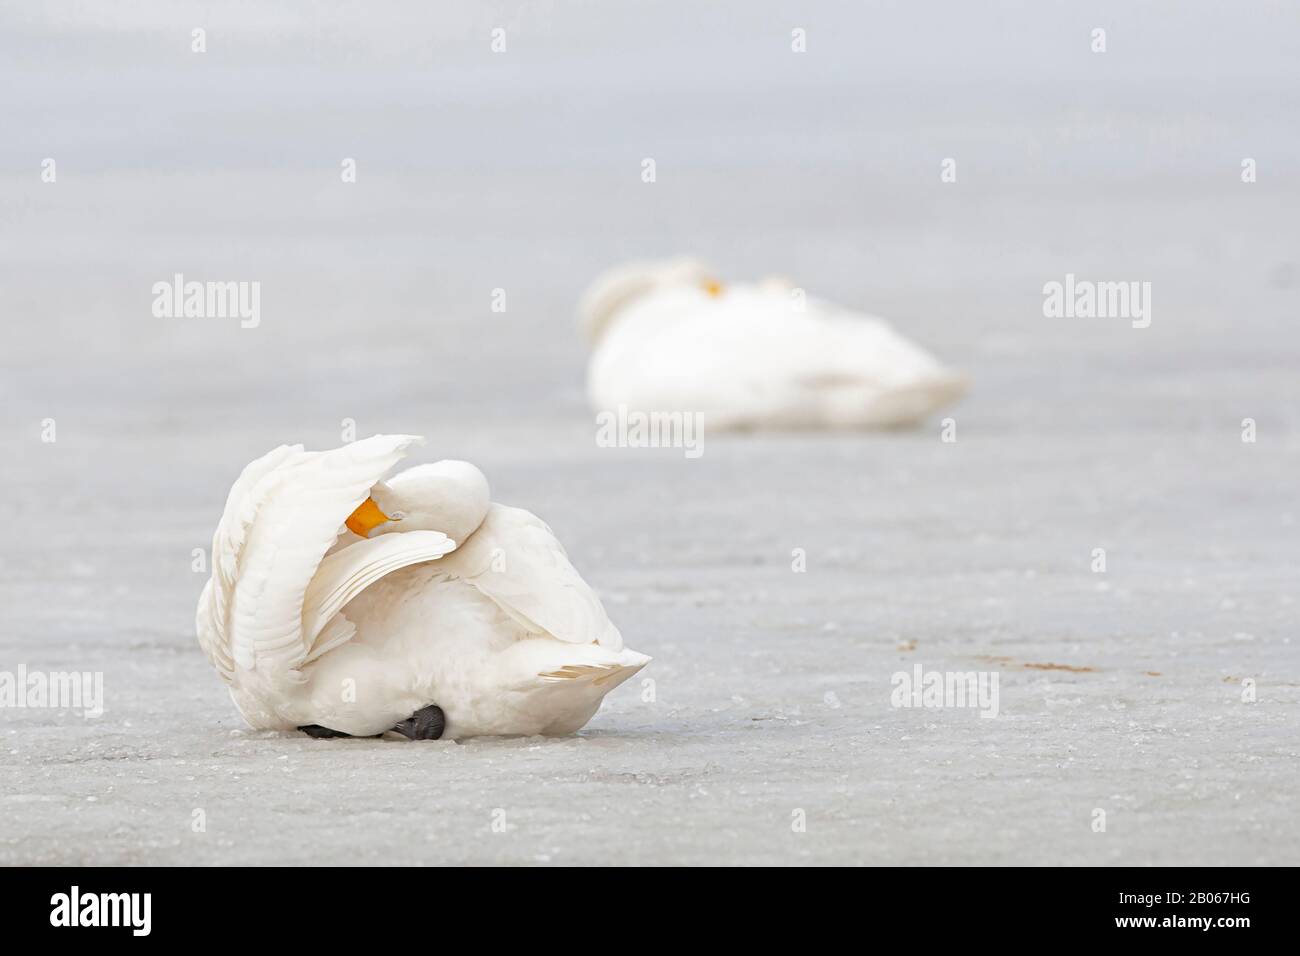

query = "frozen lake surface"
[[1, 2, 1298, 864]]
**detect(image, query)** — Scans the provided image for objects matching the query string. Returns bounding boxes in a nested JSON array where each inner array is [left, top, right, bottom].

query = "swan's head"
[[344, 460, 490, 546], [578, 257, 717, 344]]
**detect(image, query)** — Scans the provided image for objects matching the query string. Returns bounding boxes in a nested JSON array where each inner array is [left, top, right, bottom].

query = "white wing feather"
[[300, 530, 456, 656], [195, 434, 424, 686], [440, 504, 623, 650], [196, 443, 302, 680]]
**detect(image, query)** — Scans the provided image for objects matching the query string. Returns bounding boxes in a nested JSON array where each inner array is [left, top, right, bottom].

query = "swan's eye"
[[389, 511, 406, 521]]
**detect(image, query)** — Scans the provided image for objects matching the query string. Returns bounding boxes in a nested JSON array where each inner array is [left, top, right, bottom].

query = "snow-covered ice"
[[1, 1, 1297, 865]]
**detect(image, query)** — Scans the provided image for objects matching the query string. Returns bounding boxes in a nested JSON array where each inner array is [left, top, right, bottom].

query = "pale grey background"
[[1, 1, 1297, 864]]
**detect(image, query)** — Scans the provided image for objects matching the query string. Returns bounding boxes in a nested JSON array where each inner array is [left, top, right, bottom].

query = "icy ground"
[[1, 1, 1298, 864]]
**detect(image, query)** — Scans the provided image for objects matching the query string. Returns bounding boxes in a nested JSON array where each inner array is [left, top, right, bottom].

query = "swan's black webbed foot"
[[298, 724, 354, 738], [391, 705, 446, 740], [298, 724, 384, 739]]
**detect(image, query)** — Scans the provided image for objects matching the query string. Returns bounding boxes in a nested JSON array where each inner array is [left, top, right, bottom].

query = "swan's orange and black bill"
[[345, 497, 392, 537]]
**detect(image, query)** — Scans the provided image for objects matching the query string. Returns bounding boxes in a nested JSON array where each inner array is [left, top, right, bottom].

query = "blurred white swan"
[[580, 258, 968, 429], [196, 435, 648, 740]]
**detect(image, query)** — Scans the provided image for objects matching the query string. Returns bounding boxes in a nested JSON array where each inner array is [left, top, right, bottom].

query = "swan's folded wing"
[[196, 434, 422, 685], [197, 442, 303, 681], [300, 530, 456, 661], [441, 503, 623, 650]]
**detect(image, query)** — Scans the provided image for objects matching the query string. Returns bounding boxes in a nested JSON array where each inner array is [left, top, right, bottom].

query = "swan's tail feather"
[[539, 661, 642, 686], [816, 370, 969, 427], [502, 642, 651, 693]]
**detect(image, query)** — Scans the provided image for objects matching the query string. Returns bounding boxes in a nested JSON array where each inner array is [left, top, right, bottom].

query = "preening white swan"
[[580, 258, 968, 429], [195, 435, 648, 739]]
